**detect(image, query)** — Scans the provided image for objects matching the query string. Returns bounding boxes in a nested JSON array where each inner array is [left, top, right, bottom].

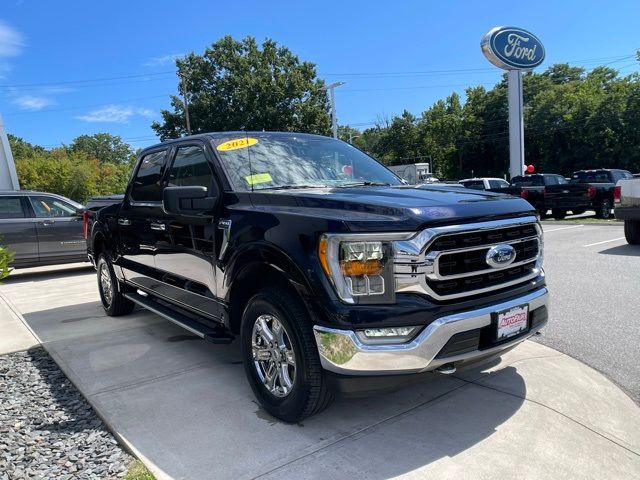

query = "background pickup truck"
[[615, 177, 640, 244], [486, 174, 568, 218], [544, 169, 634, 219], [85, 131, 548, 422]]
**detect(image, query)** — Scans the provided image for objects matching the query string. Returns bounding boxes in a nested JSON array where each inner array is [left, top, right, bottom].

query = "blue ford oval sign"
[[481, 26, 545, 70], [485, 244, 516, 269]]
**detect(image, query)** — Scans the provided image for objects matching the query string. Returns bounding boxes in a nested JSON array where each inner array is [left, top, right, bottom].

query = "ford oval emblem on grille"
[[486, 244, 516, 269]]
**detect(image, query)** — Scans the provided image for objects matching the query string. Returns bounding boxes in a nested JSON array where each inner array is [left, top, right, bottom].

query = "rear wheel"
[[596, 200, 612, 219], [625, 220, 640, 245], [97, 254, 134, 316], [241, 287, 334, 422], [552, 209, 566, 220]]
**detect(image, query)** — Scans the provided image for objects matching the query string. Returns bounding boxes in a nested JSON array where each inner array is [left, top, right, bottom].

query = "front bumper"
[[313, 287, 548, 375]]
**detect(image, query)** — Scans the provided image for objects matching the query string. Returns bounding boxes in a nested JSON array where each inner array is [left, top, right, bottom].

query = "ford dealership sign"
[[481, 27, 545, 70]]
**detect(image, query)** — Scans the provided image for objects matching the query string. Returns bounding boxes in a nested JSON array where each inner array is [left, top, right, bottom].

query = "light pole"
[[178, 71, 192, 136], [322, 81, 345, 138]]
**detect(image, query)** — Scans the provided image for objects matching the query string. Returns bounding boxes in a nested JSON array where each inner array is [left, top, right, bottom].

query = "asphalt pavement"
[[537, 222, 640, 402]]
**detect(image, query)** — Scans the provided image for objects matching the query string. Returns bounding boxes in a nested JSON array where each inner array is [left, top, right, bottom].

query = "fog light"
[[356, 326, 419, 344]]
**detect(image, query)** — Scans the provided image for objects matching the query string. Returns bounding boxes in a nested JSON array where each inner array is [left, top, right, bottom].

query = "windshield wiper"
[[338, 181, 392, 187]]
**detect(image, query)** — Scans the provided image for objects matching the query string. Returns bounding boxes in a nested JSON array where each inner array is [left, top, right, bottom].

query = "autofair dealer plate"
[[495, 305, 529, 340]]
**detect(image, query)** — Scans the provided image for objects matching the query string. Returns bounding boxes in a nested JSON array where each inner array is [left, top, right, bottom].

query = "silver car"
[[0, 190, 86, 268]]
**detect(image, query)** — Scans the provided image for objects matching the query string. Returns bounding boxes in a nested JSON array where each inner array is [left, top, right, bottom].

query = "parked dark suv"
[[0, 190, 86, 268], [86, 132, 548, 422]]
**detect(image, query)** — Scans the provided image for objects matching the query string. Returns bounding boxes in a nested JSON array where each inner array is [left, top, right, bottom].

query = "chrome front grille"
[[393, 216, 543, 301]]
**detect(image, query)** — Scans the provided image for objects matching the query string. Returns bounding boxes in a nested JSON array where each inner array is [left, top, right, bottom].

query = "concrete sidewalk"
[[0, 291, 39, 355], [1, 265, 639, 479]]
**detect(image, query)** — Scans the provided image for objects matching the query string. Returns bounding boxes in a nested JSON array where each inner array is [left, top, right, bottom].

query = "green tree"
[[152, 36, 331, 140], [70, 133, 137, 165], [7, 134, 45, 159]]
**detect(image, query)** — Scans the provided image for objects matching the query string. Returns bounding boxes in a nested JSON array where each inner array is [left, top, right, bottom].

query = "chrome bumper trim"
[[313, 287, 548, 375]]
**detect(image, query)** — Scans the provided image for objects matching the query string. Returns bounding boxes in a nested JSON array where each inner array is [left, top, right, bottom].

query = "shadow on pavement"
[[15, 294, 528, 478], [598, 244, 640, 256]]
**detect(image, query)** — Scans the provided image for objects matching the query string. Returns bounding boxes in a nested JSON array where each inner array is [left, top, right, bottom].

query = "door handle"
[[150, 223, 166, 231], [40, 220, 55, 226], [118, 218, 131, 226]]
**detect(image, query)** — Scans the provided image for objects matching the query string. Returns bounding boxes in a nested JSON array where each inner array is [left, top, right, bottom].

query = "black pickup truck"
[[487, 174, 568, 217], [85, 132, 548, 422], [544, 169, 634, 219]]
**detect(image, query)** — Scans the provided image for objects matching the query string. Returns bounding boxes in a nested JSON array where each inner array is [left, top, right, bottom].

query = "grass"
[[124, 460, 156, 480]]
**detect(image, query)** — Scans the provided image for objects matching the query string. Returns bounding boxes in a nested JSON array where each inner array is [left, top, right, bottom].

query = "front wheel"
[[596, 200, 612, 219], [625, 220, 640, 245], [241, 287, 334, 422], [97, 254, 135, 316]]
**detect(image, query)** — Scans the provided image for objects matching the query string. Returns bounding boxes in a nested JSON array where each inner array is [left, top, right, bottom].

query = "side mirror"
[[163, 186, 217, 216]]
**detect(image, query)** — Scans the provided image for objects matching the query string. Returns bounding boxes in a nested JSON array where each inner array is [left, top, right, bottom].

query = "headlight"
[[318, 233, 411, 304]]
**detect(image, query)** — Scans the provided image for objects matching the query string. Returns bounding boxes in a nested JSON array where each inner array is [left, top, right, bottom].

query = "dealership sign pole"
[[481, 27, 545, 178]]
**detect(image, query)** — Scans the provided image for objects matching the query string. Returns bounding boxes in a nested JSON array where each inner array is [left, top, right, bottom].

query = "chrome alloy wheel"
[[251, 314, 296, 398], [99, 261, 113, 307]]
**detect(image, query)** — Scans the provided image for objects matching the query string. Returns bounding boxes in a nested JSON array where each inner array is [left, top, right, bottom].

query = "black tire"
[[241, 287, 334, 422], [534, 202, 548, 218], [571, 208, 586, 215], [596, 199, 612, 219], [552, 209, 566, 220], [625, 220, 640, 245], [97, 254, 135, 316]]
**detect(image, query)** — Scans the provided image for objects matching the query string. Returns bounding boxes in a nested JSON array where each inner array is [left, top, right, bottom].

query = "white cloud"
[[0, 21, 23, 79], [144, 53, 184, 67], [13, 95, 54, 111], [76, 105, 156, 123], [0, 20, 23, 58]]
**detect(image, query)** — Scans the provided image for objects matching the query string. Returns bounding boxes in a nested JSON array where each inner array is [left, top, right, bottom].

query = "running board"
[[124, 292, 235, 344]]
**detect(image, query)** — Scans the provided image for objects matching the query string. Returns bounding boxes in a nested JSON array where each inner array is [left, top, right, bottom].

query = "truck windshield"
[[571, 171, 611, 183], [212, 134, 401, 191]]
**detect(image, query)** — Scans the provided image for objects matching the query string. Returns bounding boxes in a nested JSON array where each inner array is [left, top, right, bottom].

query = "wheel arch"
[[225, 245, 317, 335]]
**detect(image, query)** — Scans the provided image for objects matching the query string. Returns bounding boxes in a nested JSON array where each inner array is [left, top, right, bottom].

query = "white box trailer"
[[388, 163, 433, 184]]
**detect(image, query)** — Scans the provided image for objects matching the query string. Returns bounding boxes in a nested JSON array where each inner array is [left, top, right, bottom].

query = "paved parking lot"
[[0, 223, 639, 479], [537, 222, 640, 402]]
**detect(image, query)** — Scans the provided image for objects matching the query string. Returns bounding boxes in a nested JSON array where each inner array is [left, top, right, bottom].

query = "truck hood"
[[247, 185, 535, 232]]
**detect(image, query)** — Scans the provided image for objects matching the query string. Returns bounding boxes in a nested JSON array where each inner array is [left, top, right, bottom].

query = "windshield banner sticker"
[[217, 137, 259, 151], [245, 172, 273, 185]]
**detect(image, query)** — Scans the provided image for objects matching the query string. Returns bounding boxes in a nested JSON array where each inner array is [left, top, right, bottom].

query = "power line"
[[3, 94, 172, 116]]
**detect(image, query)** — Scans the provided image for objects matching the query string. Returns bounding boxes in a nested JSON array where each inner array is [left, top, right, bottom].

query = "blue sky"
[[0, 0, 638, 150]]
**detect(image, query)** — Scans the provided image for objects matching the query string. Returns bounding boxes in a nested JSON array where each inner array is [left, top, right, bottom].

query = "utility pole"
[[179, 72, 192, 136], [322, 81, 345, 138]]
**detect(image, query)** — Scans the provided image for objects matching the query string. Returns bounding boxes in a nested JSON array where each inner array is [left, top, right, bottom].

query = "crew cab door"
[[117, 147, 169, 287], [28, 194, 85, 261], [153, 142, 224, 321]]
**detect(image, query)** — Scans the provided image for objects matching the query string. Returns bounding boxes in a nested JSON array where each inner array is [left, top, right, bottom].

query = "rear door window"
[[130, 150, 168, 202], [0, 197, 26, 219]]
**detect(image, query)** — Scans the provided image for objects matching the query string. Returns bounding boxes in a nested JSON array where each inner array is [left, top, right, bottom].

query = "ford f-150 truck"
[[615, 177, 640, 244], [485, 174, 569, 218], [85, 132, 548, 422], [545, 169, 634, 219]]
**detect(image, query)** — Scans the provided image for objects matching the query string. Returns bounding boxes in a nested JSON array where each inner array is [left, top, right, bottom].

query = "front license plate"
[[495, 304, 529, 340]]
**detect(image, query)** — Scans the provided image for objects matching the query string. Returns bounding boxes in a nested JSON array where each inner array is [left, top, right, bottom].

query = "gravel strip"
[[0, 348, 131, 479]]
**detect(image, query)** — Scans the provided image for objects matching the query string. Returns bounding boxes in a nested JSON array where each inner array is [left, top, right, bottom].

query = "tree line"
[[9, 37, 639, 207], [153, 37, 639, 178], [9, 133, 136, 203]]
